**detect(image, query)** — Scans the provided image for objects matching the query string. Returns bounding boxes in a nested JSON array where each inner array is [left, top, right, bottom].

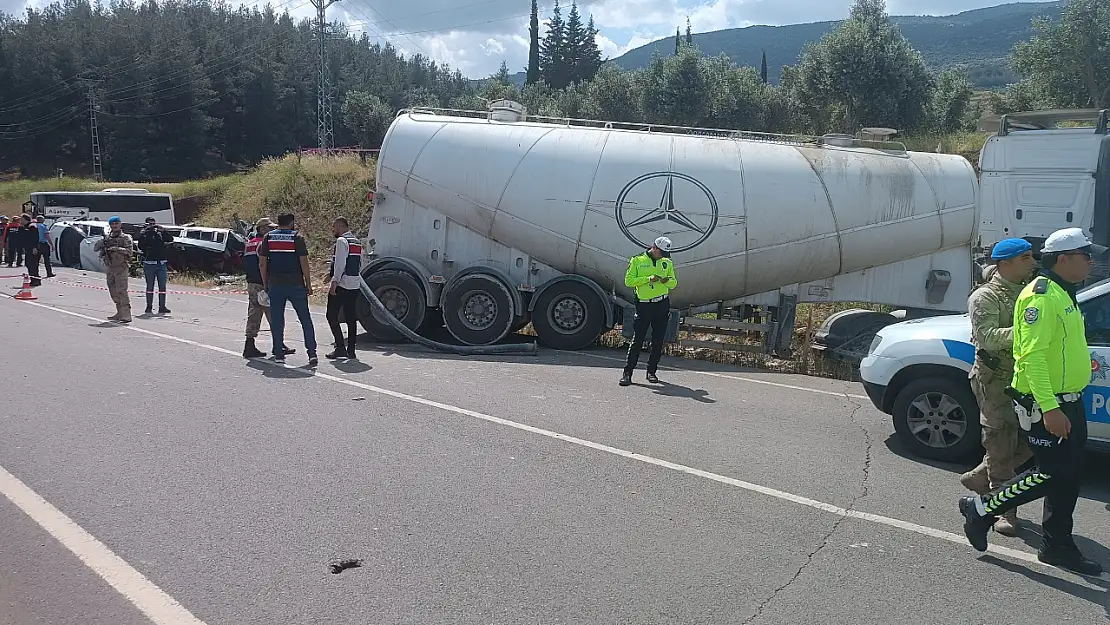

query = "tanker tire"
[[443, 273, 516, 346], [357, 270, 427, 343], [892, 376, 982, 464], [532, 281, 605, 351]]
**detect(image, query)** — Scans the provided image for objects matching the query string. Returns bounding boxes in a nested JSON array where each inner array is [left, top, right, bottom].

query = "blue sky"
[[6, 0, 1036, 77]]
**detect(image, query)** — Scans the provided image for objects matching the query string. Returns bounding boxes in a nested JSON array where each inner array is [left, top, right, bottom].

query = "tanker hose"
[[358, 278, 538, 356]]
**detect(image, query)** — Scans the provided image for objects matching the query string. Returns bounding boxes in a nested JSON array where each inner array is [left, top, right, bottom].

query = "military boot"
[[243, 338, 265, 359], [959, 469, 990, 495], [993, 510, 1019, 537]]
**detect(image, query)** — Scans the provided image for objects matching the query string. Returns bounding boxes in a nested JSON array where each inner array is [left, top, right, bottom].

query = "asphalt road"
[[3, 268, 1110, 624]]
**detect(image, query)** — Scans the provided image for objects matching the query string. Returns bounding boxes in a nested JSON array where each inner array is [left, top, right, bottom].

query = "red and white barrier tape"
[[2, 272, 252, 296], [49, 278, 249, 296]]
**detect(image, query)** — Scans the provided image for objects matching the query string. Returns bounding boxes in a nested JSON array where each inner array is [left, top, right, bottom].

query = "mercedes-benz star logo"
[[615, 172, 719, 253]]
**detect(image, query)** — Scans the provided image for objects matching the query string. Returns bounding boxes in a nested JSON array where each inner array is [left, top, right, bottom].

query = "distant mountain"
[[610, 1, 1064, 89]]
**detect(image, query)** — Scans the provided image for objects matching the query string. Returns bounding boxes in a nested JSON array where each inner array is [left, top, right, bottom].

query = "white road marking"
[[11, 296, 1049, 571], [49, 269, 328, 317], [51, 269, 862, 395], [569, 350, 870, 400], [0, 464, 207, 625]]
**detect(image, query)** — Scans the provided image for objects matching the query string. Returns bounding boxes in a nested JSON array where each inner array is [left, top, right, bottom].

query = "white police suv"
[[860, 278, 1110, 463]]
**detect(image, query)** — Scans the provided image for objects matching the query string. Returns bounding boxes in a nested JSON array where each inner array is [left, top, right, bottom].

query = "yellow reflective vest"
[[1011, 274, 1090, 412], [625, 251, 677, 301]]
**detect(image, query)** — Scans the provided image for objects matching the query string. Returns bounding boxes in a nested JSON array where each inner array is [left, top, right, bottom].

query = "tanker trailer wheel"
[[357, 270, 427, 343], [442, 273, 516, 346], [532, 281, 605, 350]]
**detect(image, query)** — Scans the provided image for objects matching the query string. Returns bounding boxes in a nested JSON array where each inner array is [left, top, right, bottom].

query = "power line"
[[99, 98, 223, 118]]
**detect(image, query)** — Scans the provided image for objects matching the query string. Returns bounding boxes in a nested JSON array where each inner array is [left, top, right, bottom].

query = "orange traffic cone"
[[14, 274, 37, 300]]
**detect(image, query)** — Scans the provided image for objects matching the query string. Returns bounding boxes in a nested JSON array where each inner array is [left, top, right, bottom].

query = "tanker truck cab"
[[812, 109, 1110, 362], [860, 277, 1110, 463], [975, 109, 1110, 278]]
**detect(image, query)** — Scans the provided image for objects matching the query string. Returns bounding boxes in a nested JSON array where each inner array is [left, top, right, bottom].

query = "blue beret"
[[108, 215, 121, 224], [991, 238, 1032, 260]]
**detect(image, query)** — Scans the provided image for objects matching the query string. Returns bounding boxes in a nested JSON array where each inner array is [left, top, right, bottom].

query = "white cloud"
[[4, 0, 1044, 78]]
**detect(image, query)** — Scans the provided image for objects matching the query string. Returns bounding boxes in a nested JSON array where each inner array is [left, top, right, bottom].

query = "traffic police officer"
[[620, 236, 677, 387], [959, 227, 1105, 576], [959, 237, 1037, 536]]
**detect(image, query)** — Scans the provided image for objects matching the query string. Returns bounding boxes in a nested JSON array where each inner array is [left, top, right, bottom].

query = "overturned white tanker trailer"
[[359, 104, 978, 350]]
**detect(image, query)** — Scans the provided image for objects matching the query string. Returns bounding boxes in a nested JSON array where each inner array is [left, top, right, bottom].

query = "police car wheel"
[[892, 377, 982, 463], [532, 281, 606, 351], [357, 269, 427, 342]]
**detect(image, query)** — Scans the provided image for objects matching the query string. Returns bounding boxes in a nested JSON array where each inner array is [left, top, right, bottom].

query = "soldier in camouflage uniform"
[[93, 216, 135, 323], [959, 238, 1038, 536]]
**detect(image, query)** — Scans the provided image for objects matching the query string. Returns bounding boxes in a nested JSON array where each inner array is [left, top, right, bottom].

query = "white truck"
[[858, 109, 1110, 462], [360, 102, 991, 351]]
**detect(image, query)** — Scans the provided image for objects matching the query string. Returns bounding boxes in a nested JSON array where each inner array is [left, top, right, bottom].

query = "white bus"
[[26, 189, 176, 225]]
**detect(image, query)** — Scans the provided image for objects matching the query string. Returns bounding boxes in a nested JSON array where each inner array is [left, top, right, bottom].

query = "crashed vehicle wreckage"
[[22, 191, 250, 274], [44, 219, 248, 274]]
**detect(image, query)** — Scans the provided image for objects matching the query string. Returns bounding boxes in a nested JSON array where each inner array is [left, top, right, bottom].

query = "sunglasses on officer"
[[1061, 248, 1094, 260]]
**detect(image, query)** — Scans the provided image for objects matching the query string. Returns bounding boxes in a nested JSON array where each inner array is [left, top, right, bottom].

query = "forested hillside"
[[1, 0, 1106, 184], [0, 0, 471, 179], [612, 1, 1064, 89]]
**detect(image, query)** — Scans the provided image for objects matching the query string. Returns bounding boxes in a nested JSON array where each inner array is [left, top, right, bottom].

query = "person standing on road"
[[5, 215, 23, 269], [92, 216, 135, 323], [325, 216, 362, 360], [137, 216, 174, 315], [18, 214, 41, 287], [242, 217, 294, 359], [0, 216, 8, 265], [959, 227, 1106, 576], [258, 212, 318, 366], [958, 238, 1038, 536], [620, 236, 678, 387], [34, 215, 55, 278]]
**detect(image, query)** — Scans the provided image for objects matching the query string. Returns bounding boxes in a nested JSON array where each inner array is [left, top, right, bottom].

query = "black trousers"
[[38, 242, 53, 276], [982, 398, 1087, 548], [623, 299, 670, 375], [327, 286, 359, 355], [5, 241, 21, 266], [24, 248, 41, 286]]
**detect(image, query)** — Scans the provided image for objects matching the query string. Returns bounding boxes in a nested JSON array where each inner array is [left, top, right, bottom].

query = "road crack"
[[741, 396, 872, 625]]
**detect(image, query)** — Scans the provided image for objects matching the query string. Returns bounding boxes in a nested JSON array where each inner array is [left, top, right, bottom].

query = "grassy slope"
[[0, 154, 375, 288]]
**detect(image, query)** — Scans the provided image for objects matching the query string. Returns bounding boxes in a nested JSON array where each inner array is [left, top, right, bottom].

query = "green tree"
[[539, 0, 568, 88], [1011, 0, 1110, 108], [494, 60, 513, 86], [639, 46, 710, 127], [760, 50, 768, 85], [674, 26, 681, 55], [791, 0, 934, 132], [685, 17, 693, 47], [564, 2, 585, 85], [579, 16, 603, 83], [526, 0, 540, 85], [341, 91, 392, 148], [928, 68, 973, 133]]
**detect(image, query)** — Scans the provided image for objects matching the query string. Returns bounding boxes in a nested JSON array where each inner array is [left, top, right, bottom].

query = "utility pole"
[[84, 81, 104, 182], [312, 0, 340, 153]]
